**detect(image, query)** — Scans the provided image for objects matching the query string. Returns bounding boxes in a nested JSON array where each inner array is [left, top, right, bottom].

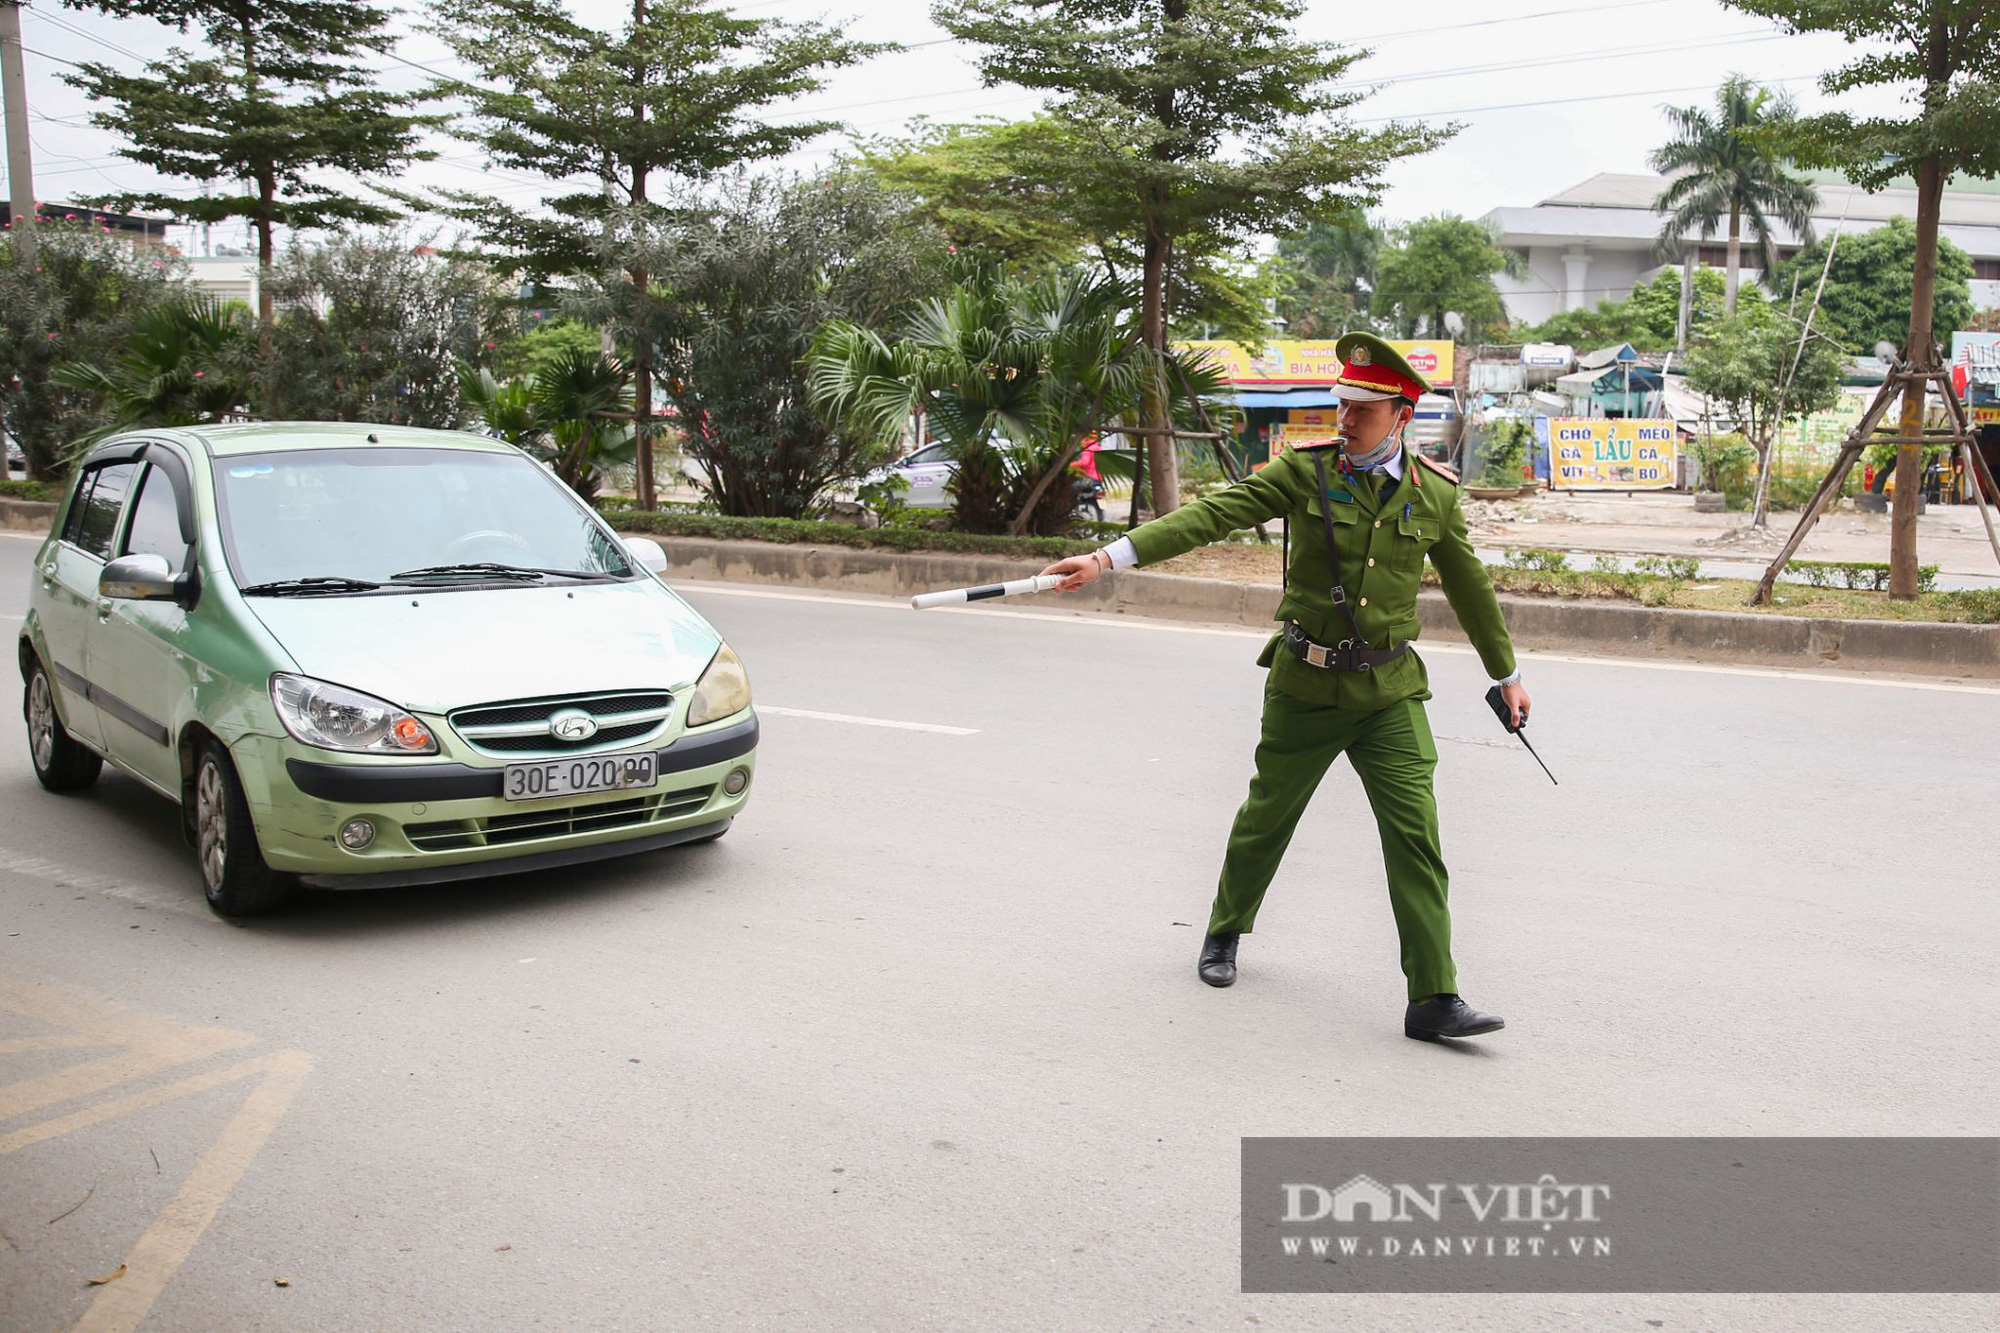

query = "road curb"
[[0, 499, 55, 530], [645, 535, 2000, 680]]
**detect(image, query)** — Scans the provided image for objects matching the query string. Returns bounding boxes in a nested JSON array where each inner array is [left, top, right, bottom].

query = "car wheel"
[[25, 661, 102, 792], [193, 742, 298, 918]]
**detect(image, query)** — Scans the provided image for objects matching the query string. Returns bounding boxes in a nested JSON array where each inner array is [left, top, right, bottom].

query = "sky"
[[7, 0, 1913, 258]]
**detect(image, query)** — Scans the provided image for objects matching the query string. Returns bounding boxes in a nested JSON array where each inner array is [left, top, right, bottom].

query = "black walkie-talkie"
[[1485, 685, 1557, 785]]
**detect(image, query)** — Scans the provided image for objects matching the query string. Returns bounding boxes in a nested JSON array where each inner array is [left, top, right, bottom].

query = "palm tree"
[[1272, 208, 1383, 336], [51, 295, 255, 456], [458, 349, 635, 504], [1650, 76, 1819, 314], [806, 266, 1230, 535]]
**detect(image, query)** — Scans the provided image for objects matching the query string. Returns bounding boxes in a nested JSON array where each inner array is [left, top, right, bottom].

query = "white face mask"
[[1343, 420, 1404, 471]]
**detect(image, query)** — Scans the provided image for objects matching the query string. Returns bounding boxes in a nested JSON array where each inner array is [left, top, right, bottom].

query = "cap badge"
[[1349, 346, 1371, 366]]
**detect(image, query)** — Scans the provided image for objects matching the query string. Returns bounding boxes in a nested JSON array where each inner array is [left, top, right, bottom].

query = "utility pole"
[[1, 0, 36, 262]]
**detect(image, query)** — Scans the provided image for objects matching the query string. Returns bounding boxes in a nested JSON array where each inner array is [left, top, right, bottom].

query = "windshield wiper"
[[239, 576, 386, 597], [390, 562, 621, 583]]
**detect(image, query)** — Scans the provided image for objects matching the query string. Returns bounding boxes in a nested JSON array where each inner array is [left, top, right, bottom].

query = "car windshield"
[[213, 447, 634, 590]]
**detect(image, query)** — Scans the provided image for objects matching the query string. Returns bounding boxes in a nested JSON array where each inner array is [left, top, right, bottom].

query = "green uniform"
[[1126, 441, 1517, 1000]]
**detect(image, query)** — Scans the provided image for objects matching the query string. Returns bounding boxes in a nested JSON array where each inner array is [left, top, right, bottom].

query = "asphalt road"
[[1, 528, 1995, 1331]]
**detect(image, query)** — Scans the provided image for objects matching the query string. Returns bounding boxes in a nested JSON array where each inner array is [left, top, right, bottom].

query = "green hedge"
[[1787, 559, 1939, 593], [600, 508, 1088, 559], [0, 480, 59, 504]]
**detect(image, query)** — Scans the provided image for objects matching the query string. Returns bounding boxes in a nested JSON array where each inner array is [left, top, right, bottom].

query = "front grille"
[[449, 690, 675, 758], [403, 784, 715, 852]]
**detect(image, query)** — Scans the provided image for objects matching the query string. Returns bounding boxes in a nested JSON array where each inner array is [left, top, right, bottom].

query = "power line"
[[785, 25, 1790, 126], [1354, 73, 1820, 125], [25, 7, 148, 64], [1346, 0, 1676, 45]]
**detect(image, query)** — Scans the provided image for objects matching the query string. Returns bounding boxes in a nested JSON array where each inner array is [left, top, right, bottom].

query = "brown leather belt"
[[1282, 620, 1412, 673]]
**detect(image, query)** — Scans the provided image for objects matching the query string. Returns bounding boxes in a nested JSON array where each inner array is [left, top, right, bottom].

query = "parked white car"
[[867, 444, 956, 510]]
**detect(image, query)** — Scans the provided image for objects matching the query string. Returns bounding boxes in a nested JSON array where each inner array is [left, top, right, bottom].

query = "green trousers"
[[1206, 682, 1457, 1002]]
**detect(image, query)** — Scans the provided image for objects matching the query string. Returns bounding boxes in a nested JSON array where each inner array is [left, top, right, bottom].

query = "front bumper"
[[231, 712, 757, 886]]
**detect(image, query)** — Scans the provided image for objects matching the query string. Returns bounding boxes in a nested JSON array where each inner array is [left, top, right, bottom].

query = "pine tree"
[[61, 1, 438, 354], [933, 0, 1442, 514], [424, 0, 877, 508], [1724, 0, 2000, 595]]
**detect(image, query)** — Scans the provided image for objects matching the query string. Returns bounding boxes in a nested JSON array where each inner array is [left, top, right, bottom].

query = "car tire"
[[193, 741, 298, 918], [25, 661, 102, 792]]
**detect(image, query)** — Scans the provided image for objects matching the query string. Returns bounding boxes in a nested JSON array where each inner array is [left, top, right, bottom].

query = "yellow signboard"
[[1775, 392, 1872, 470], [1973, 406, 2000, 426], [1268, 423, 1341, 454], [1182, 339, 1455, 388], [1549, 418, 1678, 489]]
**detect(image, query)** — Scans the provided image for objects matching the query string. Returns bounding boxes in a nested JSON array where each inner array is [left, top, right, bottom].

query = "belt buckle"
[[1306, 641, 1330, 669]]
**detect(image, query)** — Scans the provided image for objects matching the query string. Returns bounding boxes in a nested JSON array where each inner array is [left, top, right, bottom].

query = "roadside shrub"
[[1504, 547, 1572, 573], [1788, 559, 1938, 593], [1633, 555, 1702, 581], [600, 508, 1085, 558], [1937, 588, 2000, 623], [0, 479, 60, 503]]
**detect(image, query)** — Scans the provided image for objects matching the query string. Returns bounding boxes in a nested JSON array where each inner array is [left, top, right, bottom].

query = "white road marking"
[[758, 705, 978, 735], [681, 582, 2000, 696], [0, 531, 45, 541], [0, 849, 215, 922]]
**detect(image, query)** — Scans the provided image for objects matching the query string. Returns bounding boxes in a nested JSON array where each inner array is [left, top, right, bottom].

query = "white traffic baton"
[[911, 574, 1066, 610]]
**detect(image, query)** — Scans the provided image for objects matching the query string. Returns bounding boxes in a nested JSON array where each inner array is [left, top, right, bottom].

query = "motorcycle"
[[1071, 475, 1106, 523]]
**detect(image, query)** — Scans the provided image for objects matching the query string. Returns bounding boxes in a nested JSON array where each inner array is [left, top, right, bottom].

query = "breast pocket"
[[1394, 512, 1439, 571]]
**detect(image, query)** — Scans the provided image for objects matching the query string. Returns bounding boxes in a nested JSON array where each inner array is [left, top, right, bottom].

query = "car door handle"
[[95, 598, 113, 619]]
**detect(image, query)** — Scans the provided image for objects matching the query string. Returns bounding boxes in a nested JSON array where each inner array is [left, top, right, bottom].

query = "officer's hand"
[[1500, 681, 1532, 729], [1039, 554, 1105, 593]]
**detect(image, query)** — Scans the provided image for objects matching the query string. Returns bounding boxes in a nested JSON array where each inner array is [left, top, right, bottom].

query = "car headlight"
[[270, 674, 438, 755], [686, 643, 751, 727]]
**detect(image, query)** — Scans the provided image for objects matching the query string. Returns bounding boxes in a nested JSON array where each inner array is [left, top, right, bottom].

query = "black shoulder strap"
[[1308, 449, 1370, 649]]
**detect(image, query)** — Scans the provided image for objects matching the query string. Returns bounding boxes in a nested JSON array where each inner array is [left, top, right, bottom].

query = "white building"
[[1482, 172, 2000, 326], [183, 255, 261, 310]]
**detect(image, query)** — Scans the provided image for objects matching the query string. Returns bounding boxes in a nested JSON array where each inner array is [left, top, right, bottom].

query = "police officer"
[[1040, 332, 1530, 1041]]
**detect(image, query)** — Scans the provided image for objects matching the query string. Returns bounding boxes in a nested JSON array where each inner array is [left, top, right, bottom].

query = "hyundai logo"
[[548, 709, 599, 742]]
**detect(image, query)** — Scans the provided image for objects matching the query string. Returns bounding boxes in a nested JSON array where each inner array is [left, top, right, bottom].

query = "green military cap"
[[1331, 331, 1431, 401]]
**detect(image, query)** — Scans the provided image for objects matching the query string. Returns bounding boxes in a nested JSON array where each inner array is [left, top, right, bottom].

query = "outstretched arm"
[[1042, 460, 1299, 592]]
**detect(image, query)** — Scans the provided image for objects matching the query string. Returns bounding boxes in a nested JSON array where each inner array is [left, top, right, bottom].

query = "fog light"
[[722, 769, 749, 796], [339, 818, 375, 850]]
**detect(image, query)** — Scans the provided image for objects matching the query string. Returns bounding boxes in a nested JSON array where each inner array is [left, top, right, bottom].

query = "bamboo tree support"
[[1126, 432, 1147, 531], [1750, 358, 2000, 604]]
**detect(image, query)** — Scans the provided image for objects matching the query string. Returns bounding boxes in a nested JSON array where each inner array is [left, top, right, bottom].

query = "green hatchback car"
[[20, 423, 757, 917]]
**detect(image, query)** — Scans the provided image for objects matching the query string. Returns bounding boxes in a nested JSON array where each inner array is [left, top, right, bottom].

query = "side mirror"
[[100, 553, 178, 601], [621, 536, 668, 575]]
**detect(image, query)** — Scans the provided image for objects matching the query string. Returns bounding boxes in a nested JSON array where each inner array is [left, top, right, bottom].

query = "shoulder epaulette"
[[1415, 455, 1459, 485]]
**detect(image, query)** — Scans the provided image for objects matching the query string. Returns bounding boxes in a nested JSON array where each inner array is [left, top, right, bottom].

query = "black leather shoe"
[[1404, 993, 1504, 1040], [1197, 932, 1240, 987]]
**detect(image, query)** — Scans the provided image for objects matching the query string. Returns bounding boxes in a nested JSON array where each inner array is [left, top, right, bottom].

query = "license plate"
[[502, 753, 658, 802]]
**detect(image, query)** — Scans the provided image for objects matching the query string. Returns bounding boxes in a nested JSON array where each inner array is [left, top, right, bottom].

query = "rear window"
[[63, 461, 138, 560]]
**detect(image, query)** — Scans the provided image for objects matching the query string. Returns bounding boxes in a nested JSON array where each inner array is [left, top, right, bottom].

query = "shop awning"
[[1234, 388, 1344, 408]]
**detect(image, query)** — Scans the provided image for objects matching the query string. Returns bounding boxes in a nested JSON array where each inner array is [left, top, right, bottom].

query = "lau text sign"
[[1549, 418, 1678, 489]]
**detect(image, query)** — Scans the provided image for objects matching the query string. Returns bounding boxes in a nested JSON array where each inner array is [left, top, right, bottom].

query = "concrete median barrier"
[[652, 535, 2000, 680]]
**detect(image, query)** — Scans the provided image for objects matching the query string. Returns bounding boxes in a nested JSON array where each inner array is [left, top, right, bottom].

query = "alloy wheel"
[[28, 673, 55, 772], [196, 761, 228, 891]]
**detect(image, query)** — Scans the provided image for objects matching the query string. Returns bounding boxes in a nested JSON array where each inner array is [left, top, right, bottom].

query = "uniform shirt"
[[1096, 445, 1521, 708]]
